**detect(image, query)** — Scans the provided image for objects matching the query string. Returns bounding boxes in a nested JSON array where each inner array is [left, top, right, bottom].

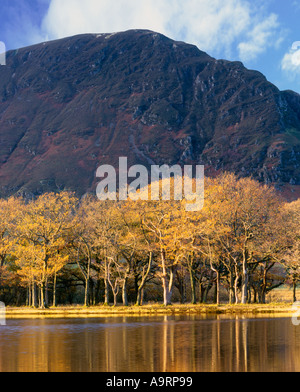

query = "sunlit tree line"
[[0, 173, 299, 308]]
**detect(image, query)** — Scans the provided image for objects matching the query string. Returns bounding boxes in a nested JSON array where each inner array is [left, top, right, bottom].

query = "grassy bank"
[[4, 303, 295, 319]]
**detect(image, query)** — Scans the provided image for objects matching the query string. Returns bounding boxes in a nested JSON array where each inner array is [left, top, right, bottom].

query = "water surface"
[[0, 315, 299, 372]]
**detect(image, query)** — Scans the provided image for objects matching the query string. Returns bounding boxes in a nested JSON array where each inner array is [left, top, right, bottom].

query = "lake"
[[0, 315, 299, 372]]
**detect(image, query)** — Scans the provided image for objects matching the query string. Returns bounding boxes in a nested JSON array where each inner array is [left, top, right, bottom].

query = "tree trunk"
[[253, 287, 257, 304], [140, 287, 144, 305], [234, 263, 240, 304], [210, 260, 220, 305], [104, 259, 109, 305], [84, 277, 89, 307], [32, 282, 38, 308], [136, 252, 152, 306], [241, 271, 248, 304], [89, 279, 95, 306], [248, 287, 252, 304], [161, 250, 174, 306], [241, 248, 249, 305], [107, 260, 120, 307], [162, 274, 172, 306], [134, 274, 139, 303], [113, 292, 118, 307], [293, 277, 297, 303], [40, 283, 45, 309], [176, 270, 186, 304], [44, 253, 50, 308], [122, 277, 128, 306], [189, 268, 196, 305], [229, 269, 235, 305], [203, 283, 213, 304], [76, 245, 91, 307], [27, 283, 31, 307], [136, 288, 143, 306], [53, 271, 57, 307], [84, 253, 92, 307], [199, 283, 205, 303], [45, 277, 49, 308], [260, 269, 267, 304], [216, 271, 220, 306]]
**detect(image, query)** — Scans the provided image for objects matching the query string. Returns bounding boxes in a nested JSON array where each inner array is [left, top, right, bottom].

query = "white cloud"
[[238, 14, 281, 61], [163, 0, 253, 57], [39, 0, 283, 61], [41, 0, 167, 40], [281, 46, 300, 76]]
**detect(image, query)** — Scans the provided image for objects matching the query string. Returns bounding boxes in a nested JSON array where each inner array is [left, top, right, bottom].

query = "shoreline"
[[4, 303, 295, 319]]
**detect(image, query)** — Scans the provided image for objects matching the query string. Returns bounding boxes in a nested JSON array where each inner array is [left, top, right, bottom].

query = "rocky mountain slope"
[[0, 29, 300, 198]]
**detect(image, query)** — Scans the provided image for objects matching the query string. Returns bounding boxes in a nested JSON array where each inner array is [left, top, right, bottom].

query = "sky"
[[0, 0, 300, 93]]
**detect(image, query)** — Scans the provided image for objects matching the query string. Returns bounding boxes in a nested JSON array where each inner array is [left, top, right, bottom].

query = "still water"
[[0, 315, 299, 372]]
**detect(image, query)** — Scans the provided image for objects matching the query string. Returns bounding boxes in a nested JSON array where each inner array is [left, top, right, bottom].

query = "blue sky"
[[0, 0, 300, 93]]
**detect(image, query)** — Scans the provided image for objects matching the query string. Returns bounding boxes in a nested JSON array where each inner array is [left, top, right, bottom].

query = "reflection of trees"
[[1, 317, 300, 371]]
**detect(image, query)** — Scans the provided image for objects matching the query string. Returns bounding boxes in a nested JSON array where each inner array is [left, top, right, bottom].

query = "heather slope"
[[0, 30, 299, 198]]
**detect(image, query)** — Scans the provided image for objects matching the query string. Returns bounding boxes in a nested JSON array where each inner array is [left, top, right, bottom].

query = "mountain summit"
[[0, 30, 300, 198]]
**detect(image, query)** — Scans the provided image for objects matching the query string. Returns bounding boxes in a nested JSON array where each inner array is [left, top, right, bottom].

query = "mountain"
[[0, 29, 300, 199]]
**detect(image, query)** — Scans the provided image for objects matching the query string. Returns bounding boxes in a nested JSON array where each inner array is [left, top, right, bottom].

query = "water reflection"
[[0, 315, 299, 372]]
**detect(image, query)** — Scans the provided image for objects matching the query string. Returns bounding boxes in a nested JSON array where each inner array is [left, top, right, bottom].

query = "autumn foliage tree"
[[0, 197, 24, 301], [281, 199, 300, 301], [13, 192, 77, 308], [0, 174, 299, 307]]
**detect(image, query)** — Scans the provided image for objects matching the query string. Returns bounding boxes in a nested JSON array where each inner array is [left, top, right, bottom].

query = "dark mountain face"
[[0, 29, 300, 199]]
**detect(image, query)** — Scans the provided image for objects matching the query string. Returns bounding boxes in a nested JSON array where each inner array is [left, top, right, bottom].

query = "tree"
[[141, 199, 185, 306], [281, 199, 300, 302], [199, 173, 283, 304], [0, 197, 24, 292], [14, 192, 77, 308], [284, 244, 300, 302], [118, 201, 155, 306]]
